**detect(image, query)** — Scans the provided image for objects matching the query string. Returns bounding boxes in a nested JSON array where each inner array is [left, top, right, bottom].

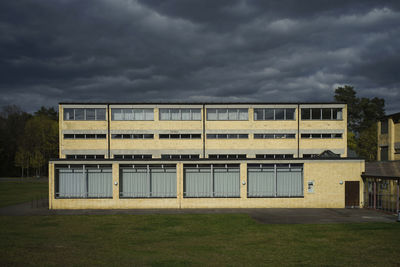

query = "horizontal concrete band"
[[63, 129, 344, 134], [61, 104, 345, 109]]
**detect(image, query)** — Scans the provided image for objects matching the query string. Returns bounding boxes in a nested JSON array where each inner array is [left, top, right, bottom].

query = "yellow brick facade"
[[377, 112, 400, 161], [59, 103, 347, 159], [48, 159, 364, 209]]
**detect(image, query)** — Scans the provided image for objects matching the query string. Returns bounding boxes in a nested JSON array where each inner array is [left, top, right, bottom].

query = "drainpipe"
[[107, 104, 111, 159]]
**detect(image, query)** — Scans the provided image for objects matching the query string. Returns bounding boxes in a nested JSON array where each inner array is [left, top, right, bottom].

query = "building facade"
[[377, 112, 400, 161], [59, 102, 348, 160], [48, 102, 365, 210]]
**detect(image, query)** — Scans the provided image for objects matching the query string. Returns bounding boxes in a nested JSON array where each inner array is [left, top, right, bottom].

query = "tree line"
[[0, 106, 58, 177]]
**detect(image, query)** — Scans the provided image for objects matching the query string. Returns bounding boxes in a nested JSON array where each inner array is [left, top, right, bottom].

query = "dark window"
[[159, 134, 169, 139], [170, 134, 180, 139], [96, 109, 106, 120], [64, 109, 74, 120], [301, 134, 311, 139], [207, 134, 217, 139], [254, 109, 264, 120], [86, 155, 95, 159], [238, 134, 248, 139], [181, 134, 191, 139], [286, 134, 295, 139], [254, 134, 263, 139], [333, 133, 342, 138], [322, 134, 331, 139], [64, 134, 74, 139], [311, 134, 321, 139], [96, 155, 105, 159], [114, 155, 124, 159], [191, 134, 201, 139], [311, 109, 321, 120], [75, 134, 85, 139], [143, 134, 154, 139], [301, 108, 311, 120], [275, 109, 285, 120], [76, 155, 85, 159], [123, 134, 131, 139], [265, 134, 274, 139], [75, 109, 84, 120], [381, 120, 388, 134], [112, 134, 122, 139], [380, 146, 388, 161], [86, 134, 96, 139], [217, 134, 228, 139], [96, 134, 106, 139], [66, 155, 75, 159], [265, 109, 274, 120], [286, 109, 295, 120], [86, 109, 96, 120]]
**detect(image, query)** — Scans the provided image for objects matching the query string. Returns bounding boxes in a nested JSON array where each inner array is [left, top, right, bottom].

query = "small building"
[[48, 102, 365, 209]]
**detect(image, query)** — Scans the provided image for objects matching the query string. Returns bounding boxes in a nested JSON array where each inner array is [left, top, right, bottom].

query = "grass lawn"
[[0, 179, 48, 207], [0, 214, 399, 266]]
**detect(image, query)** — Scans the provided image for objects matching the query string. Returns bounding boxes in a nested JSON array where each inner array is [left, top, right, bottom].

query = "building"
[[48, 102, 365, 209], [377, 112, 400, 161]]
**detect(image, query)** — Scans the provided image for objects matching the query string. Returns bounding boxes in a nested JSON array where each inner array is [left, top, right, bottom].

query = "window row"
[[114, 154, 152, 159], [254, 133, 296, 139], [161, 154, 200, 159], [159, 134, 201, 139], [64, 108, 106, 121], [206, 108, 248, 121], [66, 155, 105, 159], [159, 108, 201, 121], [255, 154, 294, 159], [112, 134, 154, 139], [64, 134, 106, 139], [208, 154, 246, 159], [301, 108, 342, 120], [112, 108, 154, 121], [254, 108, 295, 121], [207, 134, 248, 139], [301, 133, 342, 139]]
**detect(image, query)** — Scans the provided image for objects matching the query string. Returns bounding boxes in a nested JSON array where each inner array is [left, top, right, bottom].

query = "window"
[[254, 133, 296, 139], [63, 108, 106, 121], [253, 108, 295, 121], [301, 108, 343, 120], [63, 134, 106, 139], [207, 108, 248, 121], [159, 108, 201, 121], [111, 108, 154, 121], [301, 133, 342, 139], [381, 120, 388, 134], [207, 134, 248, 139], [159, 134, 201, 139], [208, 154, 246, 159], [111, 134, 154, 139]]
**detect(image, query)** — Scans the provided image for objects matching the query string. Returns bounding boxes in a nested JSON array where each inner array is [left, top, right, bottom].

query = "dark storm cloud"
[[0, 0, 399, 113]]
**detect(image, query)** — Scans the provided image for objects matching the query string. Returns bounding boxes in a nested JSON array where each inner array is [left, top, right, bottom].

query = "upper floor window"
[[64, 133, 106, 139], [111, 108, 153, 121], [254, 133, 295, 139], [381, 120, 388, 134], [207, 134, 248, 139], [254, 108, 295, 121], [64, 108, 106, 121], [207, 108, 248, 121], [301, 133, 342, 139], [301, 108, 342, 120], [159, 108, 201, 121], [159, 134, 201, 139]]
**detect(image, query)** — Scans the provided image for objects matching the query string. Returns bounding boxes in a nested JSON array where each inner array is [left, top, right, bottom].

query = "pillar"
[[240, 162, 247, 200], [112, 163, 119, 200], [177, 162, 183, 208], [48, 162, 54, 209]]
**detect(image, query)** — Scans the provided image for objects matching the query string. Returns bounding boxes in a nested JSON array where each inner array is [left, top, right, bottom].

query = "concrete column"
[[240, 162, 247, 200], [176, 162, 183, 208], [48, 162, 54, 209], [112, 163, 119, 200], [389, 118, 395, 160]]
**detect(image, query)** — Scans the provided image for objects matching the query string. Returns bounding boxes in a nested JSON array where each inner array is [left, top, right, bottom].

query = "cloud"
[[0, 0, 399, 113]]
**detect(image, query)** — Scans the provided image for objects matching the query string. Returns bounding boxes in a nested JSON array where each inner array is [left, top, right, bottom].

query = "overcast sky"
[[1, 0, 399, 113]]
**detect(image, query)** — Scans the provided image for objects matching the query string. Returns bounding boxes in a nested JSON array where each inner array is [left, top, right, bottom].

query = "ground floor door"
[[345, 181, 360, 207]]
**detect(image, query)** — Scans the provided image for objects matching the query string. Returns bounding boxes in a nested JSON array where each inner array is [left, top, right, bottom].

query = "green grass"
[[0, 179, 48, 207], [0, 214, 399, 266]]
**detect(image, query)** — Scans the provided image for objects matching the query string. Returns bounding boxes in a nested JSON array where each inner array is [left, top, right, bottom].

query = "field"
[[1, 179, 400, 266], [0, 179, 48, 207]]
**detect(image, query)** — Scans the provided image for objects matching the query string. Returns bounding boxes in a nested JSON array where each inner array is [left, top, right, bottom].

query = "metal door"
[[345, 181, 360, 207]]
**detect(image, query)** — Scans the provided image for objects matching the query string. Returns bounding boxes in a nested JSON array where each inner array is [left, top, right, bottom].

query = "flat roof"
[[59, 102, 346, 105], [382, 111, 400, 120], [362, 161, 400, 179]]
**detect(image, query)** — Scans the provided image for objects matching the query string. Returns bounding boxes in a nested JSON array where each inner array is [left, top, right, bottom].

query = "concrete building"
[[48, 102, 365, 209], [377, 112, 400, 161]]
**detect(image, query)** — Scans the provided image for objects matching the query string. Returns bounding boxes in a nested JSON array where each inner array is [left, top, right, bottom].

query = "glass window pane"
[[238, 134, 248, 139], [181, 134, 191, 139], [254, 134, 263, 139], [191, 109, 201, 120], [275, 134, 285, 139], [143, 134, 154, 139], [122, 134, 131, 139], [275, 109, 284, 120], [171, 109, 180, 120], [181, 109, 190, 120], [218, 134, 228, 139], [286, 109, 295, 120], [144, 109, 154, 120], [301, 109, 310, 120], [159, 134, 169, 139], [96, 109, 106, 120], [86, 109, 95, 120], [311, 108, 321, 120], [86, 134, 95, 139], [311, 134, 321, 138], [265, 134, 274, 139], [75, 109, 84, 120], [159, 109, 170, 120], [301, 134, 311, 138], [334, 133, 342, 138], [322, 134, 331, 138], [207, 109, 217, 120], [238, 109, 248, 120], [228, 109, 238, 120], [332, 108, 342, 120], [265, 109, 274, 120], [64, 108, 74, 120], [218, 109, 228, 120], [228, 134, 238, 139], [191, 134, 201, 139], [254, 109, 264, 120], [112, 109, 123, 120], [207, 134, 217, 139], [286, 134, 295, 139], [64, 134, 74, 139], [96, 134, 106, 139], [75, 134, 85, 139], [123, 109, 134, 120], [112, 134, 122, 139], [133, 109, 144, 120], [322, 109, 331, 120]]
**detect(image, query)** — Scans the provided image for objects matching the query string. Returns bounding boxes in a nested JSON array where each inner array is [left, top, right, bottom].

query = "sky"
[[1, 0, 399, 113]]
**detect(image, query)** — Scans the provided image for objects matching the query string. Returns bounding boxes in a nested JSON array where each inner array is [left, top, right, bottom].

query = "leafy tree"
[[334, 86, 385, 161], [34, 106, 58, 121]]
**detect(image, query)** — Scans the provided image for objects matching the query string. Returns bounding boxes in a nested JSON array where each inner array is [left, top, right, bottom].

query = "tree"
[[34, 106, 58, 121], [334, 86, 385, 161]]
